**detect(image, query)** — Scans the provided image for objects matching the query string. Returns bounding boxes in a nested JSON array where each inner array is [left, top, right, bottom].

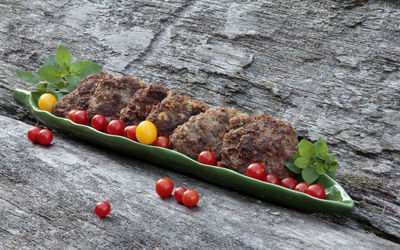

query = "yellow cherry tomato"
[[136, 121, 157, 145], [38, 93, 58, 113]]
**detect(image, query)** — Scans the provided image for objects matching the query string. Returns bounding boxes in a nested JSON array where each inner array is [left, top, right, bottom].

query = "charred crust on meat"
[[87, 76, 146, 122], [146, 91, 209, 137], [120, 83, 169, 125], [170, 107, 247, 160], [221, 114, 298, 179], [52, 72, 113, 117]]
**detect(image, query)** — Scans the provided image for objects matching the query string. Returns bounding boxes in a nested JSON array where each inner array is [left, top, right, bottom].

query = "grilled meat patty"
[[170, 107, 247, 160], [220, 114, 298, 179], [120, 83, 169, 126], [146, 91, 209, 137], [87, 76, 146, 122], [52, 72, 113, 117]]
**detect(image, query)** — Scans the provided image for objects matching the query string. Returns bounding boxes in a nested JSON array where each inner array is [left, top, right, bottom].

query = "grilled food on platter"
[[220, 114, 298, 179], [120, 83, 169, 126], [170, 107, 247, 161], [54, 73, 296, 179], [87, 76, 146, 122], [52, 72, 113, 117], [145, 91, 209, 137]]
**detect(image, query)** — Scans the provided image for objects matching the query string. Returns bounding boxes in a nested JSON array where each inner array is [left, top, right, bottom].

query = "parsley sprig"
[[16, 45, 102, 94], [285, 138, 339, 184]]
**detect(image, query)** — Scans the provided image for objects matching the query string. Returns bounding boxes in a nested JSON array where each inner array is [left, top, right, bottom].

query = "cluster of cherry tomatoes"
[[66, 110, 169, 148], [155, 178, 200, 208], [245, 162, 326, 199], [27, 126, 54, 145], [196, 151, 326, 199]]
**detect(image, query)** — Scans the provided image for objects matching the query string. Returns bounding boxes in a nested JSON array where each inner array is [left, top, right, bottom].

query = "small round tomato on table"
[[182, 189, 199, 208], [155, 178, 174, 198]]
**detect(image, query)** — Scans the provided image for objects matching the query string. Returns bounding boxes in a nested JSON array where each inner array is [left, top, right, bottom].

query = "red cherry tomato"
[[153, 136, 170, 149], [182, 189, 199, 208], [67, 110, 78, 121], [306, 184, 326, 199], [264, 174, 280, 185], [294, 182, 310, 193], [74, 110, 89, 125], [27, 126, 42, 143], [125, 125, 138, 141], [246, 163, 266, 180], [281, 177, 298, 189], [107, 120, 125, 136], [38, 129, 53, 145], [91, 115, 107, 131], [155, 178, 174, 198], [198, 151, 217, 166], [122, 126, 129, 137], [174, 186, 187, 204], [94, 201, 111, 217]]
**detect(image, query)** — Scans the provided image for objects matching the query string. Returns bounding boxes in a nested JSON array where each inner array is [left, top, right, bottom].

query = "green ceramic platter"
[[13, 88, 355, 213]]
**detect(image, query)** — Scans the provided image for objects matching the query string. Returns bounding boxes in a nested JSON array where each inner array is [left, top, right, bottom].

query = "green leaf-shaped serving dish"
[[13, 88, 355, 213]]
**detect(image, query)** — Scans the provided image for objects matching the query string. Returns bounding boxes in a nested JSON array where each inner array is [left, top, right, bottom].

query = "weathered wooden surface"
[[0, 0, 399, 248]]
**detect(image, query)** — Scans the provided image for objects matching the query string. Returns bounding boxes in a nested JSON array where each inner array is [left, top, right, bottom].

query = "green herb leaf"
[[38, 64, 63, 83], [44, 55, 60, 69], [326, 154, 338, 164], [294, 156, 309, 169], [302, 165, 319, 184], [56, 45, 72, 71], [70, 61, 102, 79], [15, 70, 39, 84], [65, 75, 82, 91], [316, 164, 326, 175], [315, 138, 328, 153], [316, 151, 329, 161], [328, 162, 339, 172], [326, 170, 336, 180], [285, 155, 302, 174], [298, 139, 316, 158]]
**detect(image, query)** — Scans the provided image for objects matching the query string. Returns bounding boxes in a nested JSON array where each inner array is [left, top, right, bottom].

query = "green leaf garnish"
[[294, 156, 309, 169], [16, 45, 103, 95], [315, 138, 328, 153], [65, 75, 81, 91], [285, 155, 301, 174], [70, 61, 102, 78], [38, 64, 62, 83], [15, 70, 39, 84], [286, 137, 339, 184], [298, 139, 316, 158], [56, 45, 72, 71], [44, 55, 60, 69], [302, 165, 319, 184]]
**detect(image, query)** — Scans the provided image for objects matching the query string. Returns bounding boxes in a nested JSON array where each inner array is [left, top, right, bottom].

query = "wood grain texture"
[[1, 0, 399, 247]]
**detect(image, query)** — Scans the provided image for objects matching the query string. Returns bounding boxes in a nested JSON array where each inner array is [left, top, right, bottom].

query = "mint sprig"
[[285, 138, 339, 184], [16, 45, 102, 94]]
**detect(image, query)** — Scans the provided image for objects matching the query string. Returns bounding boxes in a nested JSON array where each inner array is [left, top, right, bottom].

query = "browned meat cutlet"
[[145, 91, 209, 137], [87, 76, 146, 122], [220, 114, 298, 179], [170, 107, 247, 161], [120, 83, 169, 126], [52, 72, 113, 117]]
